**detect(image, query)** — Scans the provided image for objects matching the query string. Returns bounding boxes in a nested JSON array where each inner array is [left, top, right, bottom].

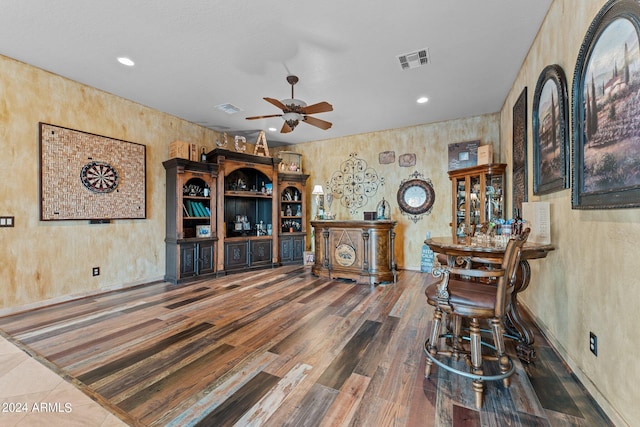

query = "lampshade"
[[312, 185, 324, 195]]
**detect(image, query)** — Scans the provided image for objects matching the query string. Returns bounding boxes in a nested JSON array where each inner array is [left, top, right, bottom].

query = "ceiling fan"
[[246, 75, 333, 133]]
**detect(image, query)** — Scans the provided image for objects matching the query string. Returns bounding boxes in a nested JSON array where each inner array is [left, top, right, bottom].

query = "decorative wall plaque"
[[399, 153, 416, 167], [379, 151, 395, 164]]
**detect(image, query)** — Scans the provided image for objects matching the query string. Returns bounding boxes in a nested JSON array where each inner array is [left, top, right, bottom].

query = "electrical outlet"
[[589, 332, 598, 356], [92, 267, 100, 276]]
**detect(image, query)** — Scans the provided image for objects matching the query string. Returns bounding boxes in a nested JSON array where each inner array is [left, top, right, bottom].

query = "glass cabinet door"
[[454, 177, 467, 234], [469, 174, 481, 226], [486, 173, 504, 222]]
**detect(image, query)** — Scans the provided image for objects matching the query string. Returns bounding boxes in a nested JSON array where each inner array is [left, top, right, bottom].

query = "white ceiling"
[[0, 0, 552, 146]]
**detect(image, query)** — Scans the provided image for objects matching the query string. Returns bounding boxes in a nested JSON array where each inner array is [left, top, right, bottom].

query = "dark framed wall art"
[[40, 123, 147, 221], [533, 64, 570, 195], [571, 0, 640, 209], [512, 87, 528, 214]]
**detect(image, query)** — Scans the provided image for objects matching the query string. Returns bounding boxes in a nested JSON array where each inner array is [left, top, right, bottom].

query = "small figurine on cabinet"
[[376, 198, 390, 220]]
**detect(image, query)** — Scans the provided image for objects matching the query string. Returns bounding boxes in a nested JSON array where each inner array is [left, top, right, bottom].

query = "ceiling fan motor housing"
[[245, 74, 332, 133]]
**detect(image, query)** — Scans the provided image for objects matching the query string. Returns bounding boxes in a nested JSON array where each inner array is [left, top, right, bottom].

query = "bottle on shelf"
[[513, 208, 523, 235], [200, 147, 207, 162]]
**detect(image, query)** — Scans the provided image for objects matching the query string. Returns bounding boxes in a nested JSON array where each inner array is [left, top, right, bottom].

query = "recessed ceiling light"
[[117, 57, 135, 67], [417, 96, 429, 104], [268, 127, 277, 132]]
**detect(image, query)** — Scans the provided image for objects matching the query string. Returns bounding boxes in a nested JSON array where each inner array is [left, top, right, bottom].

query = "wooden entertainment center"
[[164, 149, 310, 283]]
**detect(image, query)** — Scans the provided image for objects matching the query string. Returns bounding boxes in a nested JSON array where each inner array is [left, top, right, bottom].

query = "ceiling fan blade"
[[280, 121, 293, 133], [303, 115, 332, 130], [246, 114, 283, 120], [263, 97, 288, 111], [301, 101, 333, 115]]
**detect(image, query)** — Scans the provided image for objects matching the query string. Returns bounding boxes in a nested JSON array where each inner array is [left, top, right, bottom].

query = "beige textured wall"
[[500, 0, 637, 424], [0, 54, 220, 312], [294, 114, 500, 270]]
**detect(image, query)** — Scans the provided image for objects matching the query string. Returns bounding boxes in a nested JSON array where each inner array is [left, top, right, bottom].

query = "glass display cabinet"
[[448, 163, 506, 235]]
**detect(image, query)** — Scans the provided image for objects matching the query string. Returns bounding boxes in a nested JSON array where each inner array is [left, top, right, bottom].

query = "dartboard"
[[80, 161, 119, 193]]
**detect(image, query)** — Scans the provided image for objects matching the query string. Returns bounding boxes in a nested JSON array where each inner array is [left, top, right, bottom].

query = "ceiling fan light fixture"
[[283, 112, 301, 130], [281, 98, 307, 112]]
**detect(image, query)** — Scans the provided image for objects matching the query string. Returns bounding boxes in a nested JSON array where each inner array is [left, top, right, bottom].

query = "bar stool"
[[424, 229, 530, 408]]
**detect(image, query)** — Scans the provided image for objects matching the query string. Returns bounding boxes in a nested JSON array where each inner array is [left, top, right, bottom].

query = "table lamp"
[[312, 185, 324, 219]]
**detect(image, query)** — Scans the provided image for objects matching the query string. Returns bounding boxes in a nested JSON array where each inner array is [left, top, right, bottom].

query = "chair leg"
[[490, 318, 511, 388], [425, 307, 442, 378], [451, 314, 462, 360], [469, 317, 484, 409]]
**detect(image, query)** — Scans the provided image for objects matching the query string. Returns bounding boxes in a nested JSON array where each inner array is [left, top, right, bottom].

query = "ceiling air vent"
[[215, 103, 243, 114], [397, 48, 430, 70]]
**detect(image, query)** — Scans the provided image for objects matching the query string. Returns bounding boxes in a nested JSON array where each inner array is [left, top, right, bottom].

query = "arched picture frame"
[[571, 0, 640, 209], [533, 64, 570, 195]]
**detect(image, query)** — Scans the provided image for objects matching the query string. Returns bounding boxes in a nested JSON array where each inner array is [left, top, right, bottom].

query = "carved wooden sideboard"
[[311, 220, 397, 285]]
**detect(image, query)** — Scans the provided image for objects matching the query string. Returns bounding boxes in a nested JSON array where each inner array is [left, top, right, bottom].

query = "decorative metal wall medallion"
[[397, 171, 435, 223], [327, 153, 384, 214], [80, 161, 119, 193]]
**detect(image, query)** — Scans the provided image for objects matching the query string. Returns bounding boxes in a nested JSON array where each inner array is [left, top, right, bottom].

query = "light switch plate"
[[0, 216, 14, 227]]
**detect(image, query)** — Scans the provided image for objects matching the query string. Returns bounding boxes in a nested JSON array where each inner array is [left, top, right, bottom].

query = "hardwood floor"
[[0, 266, 612, 426]]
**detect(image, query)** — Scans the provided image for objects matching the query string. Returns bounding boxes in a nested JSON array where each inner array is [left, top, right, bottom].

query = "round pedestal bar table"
[[425, 235, 554, 363]]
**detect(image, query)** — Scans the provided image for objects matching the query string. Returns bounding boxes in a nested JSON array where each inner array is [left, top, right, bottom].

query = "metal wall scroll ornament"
[[326, 152, 384, 215], [397, 171, 435, 223]]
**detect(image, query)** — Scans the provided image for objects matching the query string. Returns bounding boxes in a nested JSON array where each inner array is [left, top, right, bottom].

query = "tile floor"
[[0, 335, 126, 427]]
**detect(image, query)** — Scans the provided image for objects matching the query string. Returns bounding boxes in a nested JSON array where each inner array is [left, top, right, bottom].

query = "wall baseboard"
[[0, 275, 165, 317]]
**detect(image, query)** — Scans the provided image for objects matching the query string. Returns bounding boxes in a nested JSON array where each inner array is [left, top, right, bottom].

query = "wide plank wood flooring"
[[0, 266, 612, 426]]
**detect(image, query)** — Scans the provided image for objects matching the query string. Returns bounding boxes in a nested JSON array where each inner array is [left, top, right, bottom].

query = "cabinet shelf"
[[224, 191, 272, 199]]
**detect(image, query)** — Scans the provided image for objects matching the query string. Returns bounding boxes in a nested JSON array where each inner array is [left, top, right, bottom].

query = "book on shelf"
[[184, 200, 194, 217]]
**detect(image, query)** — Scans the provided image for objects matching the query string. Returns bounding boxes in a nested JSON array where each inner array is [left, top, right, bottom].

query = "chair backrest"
[[494, 228, 530, 317]]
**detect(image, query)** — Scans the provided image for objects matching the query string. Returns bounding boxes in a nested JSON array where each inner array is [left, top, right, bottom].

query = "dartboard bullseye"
[[80, 161, 119, 193]]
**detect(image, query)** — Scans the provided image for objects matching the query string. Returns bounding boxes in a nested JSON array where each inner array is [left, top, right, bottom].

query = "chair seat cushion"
[[425, 278, 510, 318]]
